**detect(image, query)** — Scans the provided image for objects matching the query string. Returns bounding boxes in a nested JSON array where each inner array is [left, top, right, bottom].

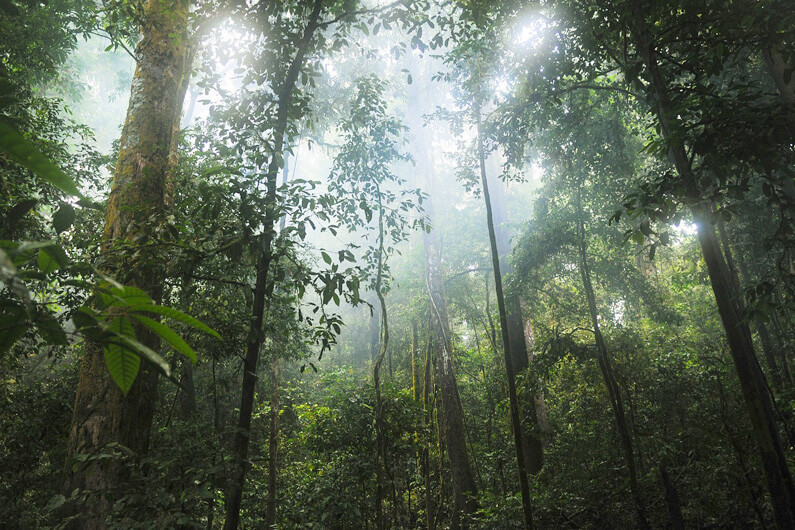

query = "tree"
[[63, 2, 192, 527]]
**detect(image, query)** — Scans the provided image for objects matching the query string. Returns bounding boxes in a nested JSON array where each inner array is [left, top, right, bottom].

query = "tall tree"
[[423, 198, 480, 528], [63, 1, 191, 527], [575, 190, 651, 530], [626, 2, 795, 526], [223, 1, 327, 526], [475, 102, 534, 530], [329, 75, 425, 528], [486, 155, 544, 476]]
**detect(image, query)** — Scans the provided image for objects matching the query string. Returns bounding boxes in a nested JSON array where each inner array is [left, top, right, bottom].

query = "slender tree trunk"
[[370, 298, 382, 362], [424, 202, 479, 528], [412, 319, 420, 401], [576, 211, 650, 530], [373, 189, 390, 530], [659, 462, 685, 530], [629, 3, 795, 527], [63, 2, 190, 527], [475, 103, 534, 530], [265, 358, 280, 529], [485, 154, 544, 475], [423, 325, 435, 530], [224, 2, 325, 527]]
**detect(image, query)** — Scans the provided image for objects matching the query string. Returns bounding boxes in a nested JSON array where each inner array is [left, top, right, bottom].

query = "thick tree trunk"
[[63, 2, 190, 527], [423, 203, 478, 528], [223, 2, 325, 527], [629, 3, 795, 527], [764, 48, 795, 110], [476, 104, 534, 530], [577, 214, 650, 530], [423, 328, 435, 530]]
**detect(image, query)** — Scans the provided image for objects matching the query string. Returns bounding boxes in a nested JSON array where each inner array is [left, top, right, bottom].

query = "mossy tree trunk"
[[63, 1, 190, 528]]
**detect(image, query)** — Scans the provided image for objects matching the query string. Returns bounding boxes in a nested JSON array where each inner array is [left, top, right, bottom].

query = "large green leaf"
[[127, 303, 221, 339], [100, 285, 153, 308], [0, 120, 82, 197], [130, 314, 197, 363], [34, 309, 68, 346], [52, 203, 75, 234], [110, 331, 171, 378], [0, 303, 29, 355], [103, 318, 140, 395]]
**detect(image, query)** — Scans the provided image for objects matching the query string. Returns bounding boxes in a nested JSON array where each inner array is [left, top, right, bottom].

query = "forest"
[[1, 0, 794, 528]]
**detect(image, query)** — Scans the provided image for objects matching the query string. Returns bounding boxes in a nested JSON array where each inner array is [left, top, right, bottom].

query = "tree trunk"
[[485, 154, 544, 475], [412, 319, 420, 402], [525, 320, 551, 439], [423, 324, 435, 530], [659, 462, 685, 530], [764, 47, 795, 111], [265, 358, 280, 529], [718, 214, 788, 393], [223, 2, 325, 527], [629, 3, 795, 527], [475, 103, 534, 530], [63, 2, 190, 527], [423, 201, 479, 528], [576, 211, 650, 530], [374, 190, 390, 530]]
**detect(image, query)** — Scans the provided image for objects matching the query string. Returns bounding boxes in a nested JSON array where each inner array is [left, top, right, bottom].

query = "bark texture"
[[63, 2, 190, 527]]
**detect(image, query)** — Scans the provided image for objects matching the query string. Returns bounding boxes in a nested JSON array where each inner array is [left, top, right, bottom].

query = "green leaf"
[[130, 314, 197, 363], [103, 318, 141, 394], [109, 332, 170, 377], [37, 245, 68, 274], [321, 251, 332, 265], [4, 199, 37, 231], [34, 309, 68, 345], [127, 303, 221, 339], [100, 285, 153, 308], [0, 120, 82, 197], [0, 303, 29, 355], [38, 248, 59, 274], [53, 203, 75, 234]]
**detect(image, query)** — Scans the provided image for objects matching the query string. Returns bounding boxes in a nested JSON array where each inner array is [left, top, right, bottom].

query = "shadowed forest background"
[[1, 0, 794, 528]]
